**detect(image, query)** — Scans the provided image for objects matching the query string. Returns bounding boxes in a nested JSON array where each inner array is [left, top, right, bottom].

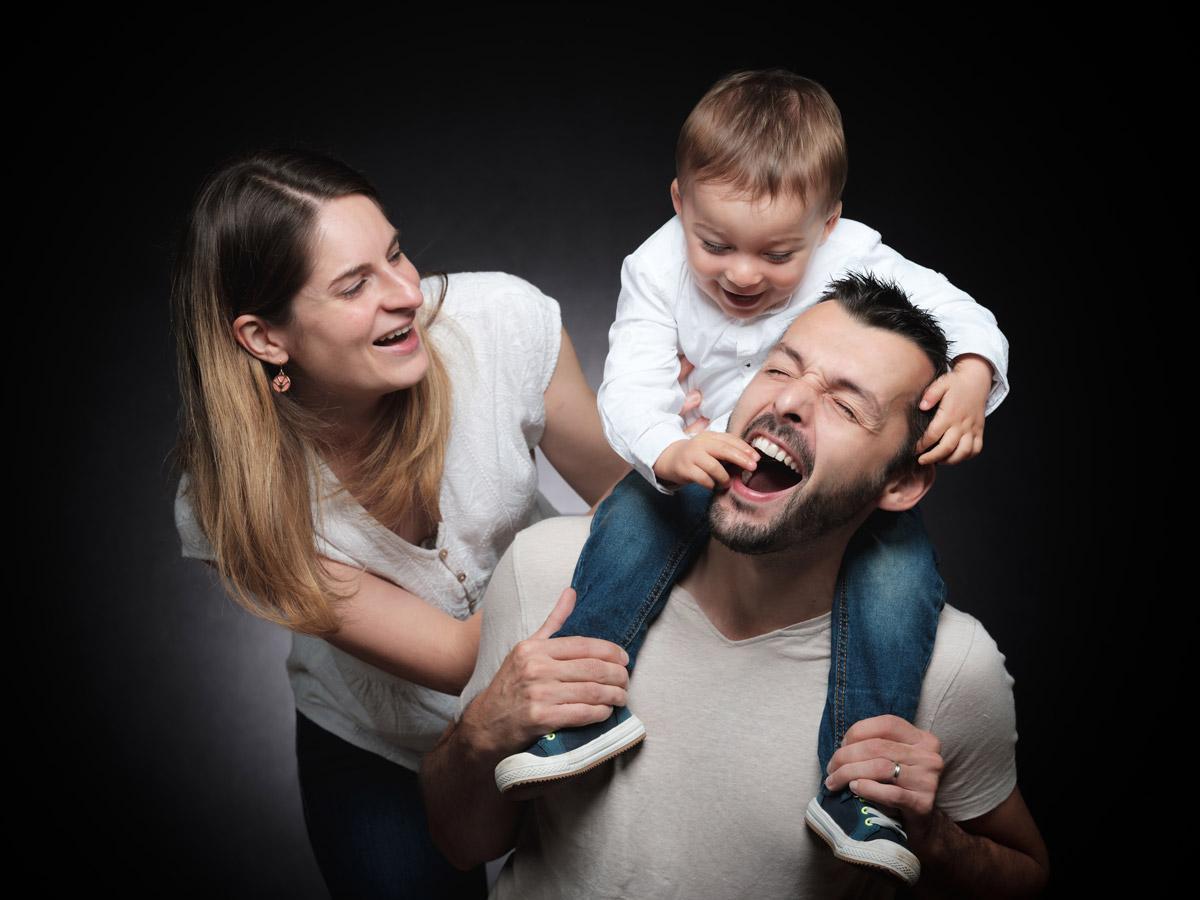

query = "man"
[[421, 274, 1049, 898]]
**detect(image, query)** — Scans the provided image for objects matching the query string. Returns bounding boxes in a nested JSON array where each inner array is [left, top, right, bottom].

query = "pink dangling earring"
[[272, 366, 291, 393]]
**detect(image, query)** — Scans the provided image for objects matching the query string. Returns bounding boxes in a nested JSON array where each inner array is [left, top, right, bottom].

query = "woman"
[[171, 149, 629, 897]]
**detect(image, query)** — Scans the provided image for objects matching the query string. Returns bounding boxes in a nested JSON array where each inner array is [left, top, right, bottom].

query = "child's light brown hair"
[[675, 69, 847, 213]]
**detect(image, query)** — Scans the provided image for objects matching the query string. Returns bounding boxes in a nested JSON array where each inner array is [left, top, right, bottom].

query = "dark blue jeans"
[[295, 710, 486, 899], [555, 472, 945, 781]]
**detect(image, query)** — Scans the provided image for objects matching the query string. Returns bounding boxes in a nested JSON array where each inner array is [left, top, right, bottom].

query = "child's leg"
[[555, 471, 712, 664], [805, 504, 944, 887], [818, 504, 945, 771], [493, 471, 711, 795]]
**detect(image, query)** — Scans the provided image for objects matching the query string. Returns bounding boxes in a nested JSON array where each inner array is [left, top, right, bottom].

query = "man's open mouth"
[[734, 434, 805, 496]]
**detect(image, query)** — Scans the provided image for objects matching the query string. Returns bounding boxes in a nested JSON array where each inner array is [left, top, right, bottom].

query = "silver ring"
[[891, 762, 901, 782]]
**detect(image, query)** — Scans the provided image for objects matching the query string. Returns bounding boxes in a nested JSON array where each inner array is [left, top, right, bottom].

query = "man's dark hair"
[[818, 272, 952, 476]]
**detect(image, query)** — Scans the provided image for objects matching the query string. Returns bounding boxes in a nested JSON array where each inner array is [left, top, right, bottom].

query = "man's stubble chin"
[[709, 470, 889, 556]]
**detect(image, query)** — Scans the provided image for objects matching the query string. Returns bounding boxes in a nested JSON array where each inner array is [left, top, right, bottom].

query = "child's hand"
[[654, 432, 758, 490], [915, 354, 993, 466]]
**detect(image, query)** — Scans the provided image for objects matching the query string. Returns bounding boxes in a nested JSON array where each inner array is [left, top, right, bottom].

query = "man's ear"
[[232, 314, 290, 367], [877, 462, 935, 513], [670, 178, 683, 217]]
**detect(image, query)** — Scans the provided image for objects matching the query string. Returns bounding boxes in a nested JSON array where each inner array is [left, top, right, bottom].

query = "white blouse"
[[175, 272, 562, 770]]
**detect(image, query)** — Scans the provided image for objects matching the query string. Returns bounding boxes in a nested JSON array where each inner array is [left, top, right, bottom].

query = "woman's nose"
[[381, 259, 424, 310]]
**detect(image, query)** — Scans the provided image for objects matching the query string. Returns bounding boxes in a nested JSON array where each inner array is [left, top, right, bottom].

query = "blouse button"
[[456, 572, 467, 583], [438, 548, 449, 561]]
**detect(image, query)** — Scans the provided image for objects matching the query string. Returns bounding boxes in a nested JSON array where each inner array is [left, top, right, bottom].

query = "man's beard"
[[709, 416, 889, 556]]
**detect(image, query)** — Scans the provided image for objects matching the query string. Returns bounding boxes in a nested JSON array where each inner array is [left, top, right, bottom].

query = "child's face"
[[672, 178, 841, 320]]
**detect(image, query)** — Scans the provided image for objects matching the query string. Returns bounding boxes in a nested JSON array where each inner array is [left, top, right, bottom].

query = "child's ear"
[[820, 201, 842, 244], [670, 179, 683, 216]]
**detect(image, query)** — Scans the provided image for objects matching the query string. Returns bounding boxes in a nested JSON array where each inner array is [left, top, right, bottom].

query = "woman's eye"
[[342, 279, 366, 298], [701, 240, 730, 254], [389, 248, 404, 264]]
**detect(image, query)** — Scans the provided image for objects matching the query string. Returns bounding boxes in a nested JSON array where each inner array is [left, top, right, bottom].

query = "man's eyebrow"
[[328, 229, 402, 289], [773, 341, 884, 423]]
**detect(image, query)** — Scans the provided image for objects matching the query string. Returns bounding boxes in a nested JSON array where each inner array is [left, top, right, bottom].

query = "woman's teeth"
[[374, 326, 412, 346]]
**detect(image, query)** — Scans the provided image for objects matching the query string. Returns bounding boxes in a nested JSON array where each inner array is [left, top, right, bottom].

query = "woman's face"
[[274, 194, 429, 408]]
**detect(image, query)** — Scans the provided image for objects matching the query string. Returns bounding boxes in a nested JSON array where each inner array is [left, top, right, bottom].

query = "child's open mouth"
[[722, 288, 766, 309]]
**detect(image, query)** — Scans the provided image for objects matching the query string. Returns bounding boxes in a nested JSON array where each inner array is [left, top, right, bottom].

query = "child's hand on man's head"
[[914, 354, 994, 466], [654, 432, 758, 490]]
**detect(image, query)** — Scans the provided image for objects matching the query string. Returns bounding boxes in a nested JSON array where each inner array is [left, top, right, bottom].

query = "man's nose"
[[772, 372, 819, 423]]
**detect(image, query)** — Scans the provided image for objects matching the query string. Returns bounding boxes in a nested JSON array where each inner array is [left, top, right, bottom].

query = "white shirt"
[[597, 215, 1011, 490], [175, 272, 562, 771]]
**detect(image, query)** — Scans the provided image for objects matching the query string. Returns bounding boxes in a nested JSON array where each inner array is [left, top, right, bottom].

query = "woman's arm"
[[540, 327, 631, 507], [319, 558, 481, 696], [201, 554, 479, 694]]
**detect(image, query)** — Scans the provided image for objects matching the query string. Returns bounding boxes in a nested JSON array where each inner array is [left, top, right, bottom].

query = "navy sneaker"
[[804, 788, 920, 886], [494, 706, 645, 796]]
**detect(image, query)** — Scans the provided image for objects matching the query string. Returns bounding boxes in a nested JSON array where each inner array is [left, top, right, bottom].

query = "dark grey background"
[[27, 16, 1147, 897]]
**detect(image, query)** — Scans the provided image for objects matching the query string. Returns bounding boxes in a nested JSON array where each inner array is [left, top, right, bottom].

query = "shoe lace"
[[857, 797, 908, 840]]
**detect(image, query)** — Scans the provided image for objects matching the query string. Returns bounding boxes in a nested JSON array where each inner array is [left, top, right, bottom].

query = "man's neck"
[[677, 526, 859, 641]]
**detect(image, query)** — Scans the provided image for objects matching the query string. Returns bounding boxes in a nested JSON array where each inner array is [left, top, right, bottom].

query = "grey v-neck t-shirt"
[[461, 515, 1018, 899]]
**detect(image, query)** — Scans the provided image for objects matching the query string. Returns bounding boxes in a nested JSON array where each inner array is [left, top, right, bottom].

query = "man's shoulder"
[[923, 604, 1015, 729], [461, 515, 594, 714], [929, 605, 1010, 683], [507, 515, 593, 618]]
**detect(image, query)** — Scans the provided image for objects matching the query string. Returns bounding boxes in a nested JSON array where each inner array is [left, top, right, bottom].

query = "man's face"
[[711, 301, 934, 554], [672, 178, 841, 321]]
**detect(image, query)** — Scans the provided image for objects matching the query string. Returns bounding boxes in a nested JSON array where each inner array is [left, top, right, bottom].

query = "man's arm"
[[908, 786, 1049, 898], [825, 715, 1048, 897], [421, 558, 630, 869]]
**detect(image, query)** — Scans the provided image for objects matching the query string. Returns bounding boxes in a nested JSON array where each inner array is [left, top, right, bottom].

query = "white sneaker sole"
[[804, 796, 921, 886], [494, 714, 646, 795]]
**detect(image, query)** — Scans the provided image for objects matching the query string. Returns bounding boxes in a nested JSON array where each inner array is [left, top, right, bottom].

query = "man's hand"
[[458, 587, 631, 761], [915, 354, 993, 466], [823, 714, 944, 844], [826, 714, 1050, 897], [422, 588, 633, 870], [653, 433, 758, 490]]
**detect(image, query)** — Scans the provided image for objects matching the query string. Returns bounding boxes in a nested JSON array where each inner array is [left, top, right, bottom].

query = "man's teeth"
[[749, 436, 801, 474]]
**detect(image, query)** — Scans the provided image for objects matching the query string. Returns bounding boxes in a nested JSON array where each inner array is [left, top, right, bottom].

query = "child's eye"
[[764, 252, 794, 263], [701, 240, 730, 254]]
